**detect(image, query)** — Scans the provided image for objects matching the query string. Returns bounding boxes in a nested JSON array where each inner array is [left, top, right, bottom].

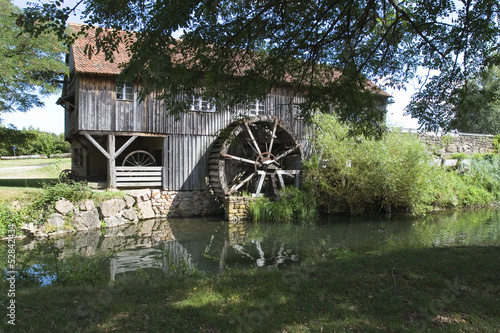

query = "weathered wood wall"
[[70, 75, 313, 191], [73, 76, 309, 136]]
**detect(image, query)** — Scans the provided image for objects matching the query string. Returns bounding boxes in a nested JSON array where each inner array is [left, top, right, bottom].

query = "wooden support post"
[[108, 134, 116, 189]]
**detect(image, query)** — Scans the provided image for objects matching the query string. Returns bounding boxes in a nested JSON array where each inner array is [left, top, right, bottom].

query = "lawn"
[[0, 157, 70, 180], [0, 158, 70, 201], [1, 246, 498, 332]]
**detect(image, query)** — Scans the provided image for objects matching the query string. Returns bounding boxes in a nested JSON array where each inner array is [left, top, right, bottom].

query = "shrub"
[[306, 115, 437, 215], [493, 134, 500, 153], [0, 202, 25, 238]]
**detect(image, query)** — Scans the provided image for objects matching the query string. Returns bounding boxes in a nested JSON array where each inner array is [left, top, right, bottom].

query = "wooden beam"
[[268, 117, 278, 154], [115, 135, 138, 158], [244, 120, 262, 155], [108, 134, 116, 189], [80, 130, 168, 137], [83, 133, 110, 159]]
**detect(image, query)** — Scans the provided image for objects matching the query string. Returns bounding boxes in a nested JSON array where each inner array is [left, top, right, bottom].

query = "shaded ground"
[[1, 246, 499, 332]]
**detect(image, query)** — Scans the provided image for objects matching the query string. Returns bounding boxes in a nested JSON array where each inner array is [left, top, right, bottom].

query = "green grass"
[[0, 158, 60, 168], [0, 157, 71, 179], [2, 246, 499, 332], [0, 186, 44, 204]]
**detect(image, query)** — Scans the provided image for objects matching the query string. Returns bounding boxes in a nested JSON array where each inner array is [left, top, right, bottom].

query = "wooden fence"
[[115, 166, 162, 188]]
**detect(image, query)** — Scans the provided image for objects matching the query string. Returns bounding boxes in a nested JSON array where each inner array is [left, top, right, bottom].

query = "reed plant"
[[248, 187, 318, 222]]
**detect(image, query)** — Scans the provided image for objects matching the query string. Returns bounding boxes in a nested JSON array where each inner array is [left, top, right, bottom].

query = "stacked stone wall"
[[24, 189, 224, 237], [225, 196, 256, 221], [414, 132, 495, 157]]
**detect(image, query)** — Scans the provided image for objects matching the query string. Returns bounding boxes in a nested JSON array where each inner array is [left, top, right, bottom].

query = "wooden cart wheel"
[[59, 169, 79, 183], [208, 116, 302, 199], [122, 150, 156, 167]]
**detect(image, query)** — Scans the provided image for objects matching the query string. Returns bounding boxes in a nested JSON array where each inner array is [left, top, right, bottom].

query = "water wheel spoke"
[[221, 153, 256, 165], [275, 144, 301, 161], [228, 172, 257, 195], [244, 120, 262, 155], [255, 171, 266, 195], [268, 117, 279, 154]]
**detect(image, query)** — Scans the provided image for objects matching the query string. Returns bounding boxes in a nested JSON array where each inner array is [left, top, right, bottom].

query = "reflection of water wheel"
[[122, 150, 156, 167], [209, 116, 302, 199]]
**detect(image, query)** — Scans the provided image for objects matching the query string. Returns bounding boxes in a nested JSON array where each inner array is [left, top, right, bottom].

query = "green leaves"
[[308, 114, 436, 215], [0, 0, 66, 114], [20, 0, 500, 131]]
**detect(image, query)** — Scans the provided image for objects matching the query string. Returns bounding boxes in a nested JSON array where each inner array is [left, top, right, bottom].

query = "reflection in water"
[[4, 209, 500, 284]]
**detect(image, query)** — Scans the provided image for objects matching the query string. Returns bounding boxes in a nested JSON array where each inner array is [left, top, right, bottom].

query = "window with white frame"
[[190, 94, 215, 112], [116, 82, 133, 101], [248, 99, 265, 115], [292, 104, 303, 119]]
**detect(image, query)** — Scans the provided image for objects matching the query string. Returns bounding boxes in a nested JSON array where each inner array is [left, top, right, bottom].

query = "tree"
[[0, 0, 66, 114], [0, 125, 71, 156], [20, 0, 500, 133], [453, 64, 500, 134]]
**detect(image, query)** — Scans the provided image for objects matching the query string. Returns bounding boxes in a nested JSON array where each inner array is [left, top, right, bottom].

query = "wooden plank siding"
[[164, 134, 216, 190], [74, 75, 312, 191], [76, 76, 309, 137]]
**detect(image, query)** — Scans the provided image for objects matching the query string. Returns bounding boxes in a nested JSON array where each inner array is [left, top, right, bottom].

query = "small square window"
[[117, 82, 133, 100], [292, 104, 303, 119], [249, 99, 265, 115], [190, 94, 215, 112]]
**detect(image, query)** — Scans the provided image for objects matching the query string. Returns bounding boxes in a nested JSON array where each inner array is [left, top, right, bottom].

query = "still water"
[[5, 208, 500, 284]]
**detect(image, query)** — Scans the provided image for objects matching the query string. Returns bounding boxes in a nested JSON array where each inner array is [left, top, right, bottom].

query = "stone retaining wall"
[[225, 196, 255, 221], [414, 132, 495, 157], [25, 189, 224, 237]]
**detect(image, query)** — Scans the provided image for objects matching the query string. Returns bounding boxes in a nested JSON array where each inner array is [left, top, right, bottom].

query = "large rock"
[[104, 215, 127, 228], [47, 213, 65, 228], [137, 201, 156, 219], [122, 208, 138, 222], [74, 210, 101, 230], [99, 198, 126, 218], [125, 189, 151, 202], [123, 195, 136, 209], [55, 199, 74, 215], [79, 200, 95, 211]]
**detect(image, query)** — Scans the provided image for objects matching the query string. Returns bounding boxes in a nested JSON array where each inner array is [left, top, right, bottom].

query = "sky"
[[1, 0, 421, 134]]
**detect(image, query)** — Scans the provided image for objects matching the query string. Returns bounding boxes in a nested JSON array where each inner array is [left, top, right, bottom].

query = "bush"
[[0, 202, 25, 238], [0, 125, 70, 156], [306, 115, 436, 215], [305, 114, 498, 215], [493, 134, 500, 153]]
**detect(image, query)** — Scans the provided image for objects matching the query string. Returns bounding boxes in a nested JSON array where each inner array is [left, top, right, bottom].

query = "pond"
[[3, 208, 500, 285]]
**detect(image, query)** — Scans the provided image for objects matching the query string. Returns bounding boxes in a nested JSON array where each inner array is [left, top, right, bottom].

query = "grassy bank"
[[0, 157, 71, 180], [1, 246, 499, 332]]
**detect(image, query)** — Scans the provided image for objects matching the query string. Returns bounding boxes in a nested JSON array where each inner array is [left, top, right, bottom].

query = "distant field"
[[0, 158, 71, 179]]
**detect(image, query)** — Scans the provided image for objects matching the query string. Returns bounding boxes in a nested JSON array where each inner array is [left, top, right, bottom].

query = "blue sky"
[[1, 0, 421, 134]]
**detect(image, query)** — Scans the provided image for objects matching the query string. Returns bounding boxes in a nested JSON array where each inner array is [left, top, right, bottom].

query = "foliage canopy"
[[0, 0, 66, 114], [0, 125, 70, 156], [20, 0, 500, 132], [449, 63, 500, 134]]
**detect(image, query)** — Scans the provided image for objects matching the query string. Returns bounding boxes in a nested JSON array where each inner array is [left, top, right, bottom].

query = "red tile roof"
[[70, 23, 132, 75], [69, 23, 390, 97]]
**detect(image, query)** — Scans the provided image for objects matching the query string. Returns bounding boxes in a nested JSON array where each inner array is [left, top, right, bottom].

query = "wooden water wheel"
[[208, 116, 302, 199], [122, 150, 156, 167]]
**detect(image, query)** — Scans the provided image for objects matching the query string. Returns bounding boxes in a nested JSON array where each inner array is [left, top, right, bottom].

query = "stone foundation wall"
[[149, 189, 224, 217], [27, 189, 224, 237], [225, 196, 256, 221]]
